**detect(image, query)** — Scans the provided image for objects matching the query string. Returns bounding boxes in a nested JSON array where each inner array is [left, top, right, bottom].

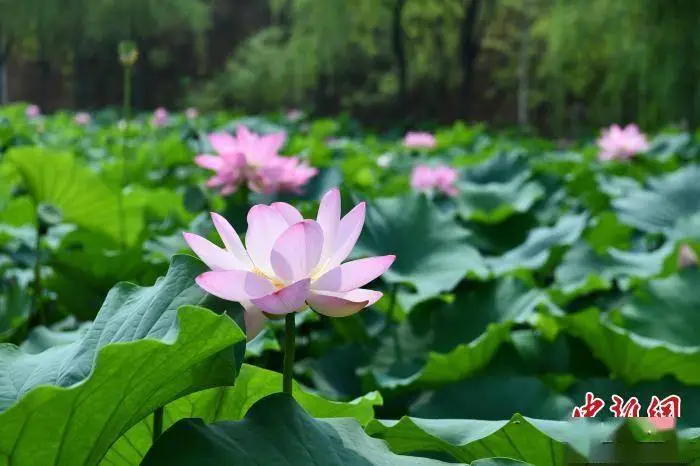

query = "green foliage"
[[0, 255, 246, 465], [1, 107, 699, 465], [142, 393, 462, 465], [104, 364, 382, 465], [534, 0, 700, 130], [6, 146, 144, 246]]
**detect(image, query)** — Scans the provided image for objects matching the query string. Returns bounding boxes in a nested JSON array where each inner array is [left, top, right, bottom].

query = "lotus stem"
[[282, 313, 296, 395], [32, 211, 43, 324], [152, 407, 163, 443], [118, 64, 132, 251]]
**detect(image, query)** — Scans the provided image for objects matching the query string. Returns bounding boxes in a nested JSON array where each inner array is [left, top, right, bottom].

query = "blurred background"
[[1, 0, 698, 135]]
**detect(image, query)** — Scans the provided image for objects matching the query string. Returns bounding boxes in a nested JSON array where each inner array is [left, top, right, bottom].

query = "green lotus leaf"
[[558, 308, 700, 384], [103, 364, 382, 465], [366, 277, 552, 389], [354, 193, 488, 313], [612, 164, 700, 234], [142, 393, 459, 466], [0, 255, 245, 466], [6, 146, 144, 246], [487, 214, 587, 276]]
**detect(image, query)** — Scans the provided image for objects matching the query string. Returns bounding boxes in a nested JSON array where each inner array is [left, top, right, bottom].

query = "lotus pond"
[[1, 104, 699, 465]]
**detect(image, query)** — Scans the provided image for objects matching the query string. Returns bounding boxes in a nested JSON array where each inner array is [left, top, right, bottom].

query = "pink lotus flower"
[[403, 131, 437, 149], [26, 104, 41, 119], [597, 124, 650, 161], [185, 107, 199, 120], [195, 126, 317, 196], [152, 107, 169, 127], [678, 244, 697, 268], [410, 164, 459, 196], [74, 112, 90, 125], [183, 188, 395, 339], [253, 155, 318, 194]]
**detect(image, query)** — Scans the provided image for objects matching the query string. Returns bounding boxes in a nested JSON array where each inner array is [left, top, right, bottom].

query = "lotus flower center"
[[252, 267, 286, 289]]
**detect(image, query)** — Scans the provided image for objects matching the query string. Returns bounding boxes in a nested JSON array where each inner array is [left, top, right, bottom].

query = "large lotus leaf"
[[646, 132, 695, 162], [559, 167, 611, 214], [6, 146, 143, 246], [103, 364, 382, 465], [0, 255, 246, 466], [618, 268, 700, 347], [410, 376, 576, 421], [127, 186, 192, 223], [371, 415, 700, 464], [462, 152, 530, 184], [594, 174, 643, 201], [298, 343, 374, 400], [487, 214, 587, 276], [366, 414, 619, 465], [612, 164, 700, 234], [471, 460, 533, 466], [553, 241, 675, 301], [19, 317, 91, 354], [0, 196, 34, 228], [353, 193, 488, 312], [484, 330, 609, 378], [558, 308, 700, 384], [142, 393, 460, 466], [47, 230, 166, 319], [464, 214, 539, 255], [456, 175, 544, 223], [582, 211, 635, 252], [670, 212, 700, 242], [529, 151, 584, 179], [365, 277, 552, 388]]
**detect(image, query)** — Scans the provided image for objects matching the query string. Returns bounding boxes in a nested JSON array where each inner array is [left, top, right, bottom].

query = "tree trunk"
[[459, 0, 483, 118], [38, 59, 50, 109], [0, 50, 7, 104], [516, 18, 530, 128], [72, 0, 89, 109], [36, 6, 51, 109], [73, 47, 89, 109], [314, 72, 330, 115], [392, 0, 407, 115]]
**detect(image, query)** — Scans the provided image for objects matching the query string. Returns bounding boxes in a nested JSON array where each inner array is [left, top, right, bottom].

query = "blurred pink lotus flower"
[[152, 107, 169, 126], [410, 164, 459, 196], [183, 188, 395, 339], [403, 131, 437, 149], [185, 107, 199, 119], [253, 155, 318, 194], [195, 125, 317, 196], [26, 104, 41, 119], [678, 244, 697, 268], [74, 112, 90, 125], [597, 124, 650, 161]]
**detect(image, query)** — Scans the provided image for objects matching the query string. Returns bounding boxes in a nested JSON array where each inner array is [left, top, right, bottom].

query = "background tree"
[[4, 0, 700, 136]]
